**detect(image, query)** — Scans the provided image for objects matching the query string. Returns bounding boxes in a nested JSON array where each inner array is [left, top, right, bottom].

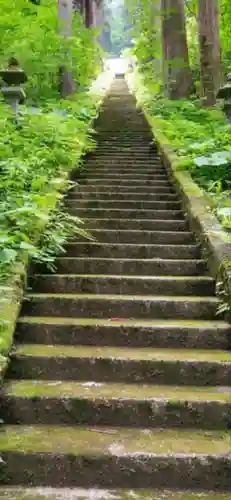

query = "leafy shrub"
[[136, 82, 231, 229], [0, 0, 102, 103], [0, 95, 98, 284]]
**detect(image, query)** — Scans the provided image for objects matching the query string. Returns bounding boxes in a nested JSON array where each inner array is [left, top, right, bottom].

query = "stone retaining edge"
[[144, 112, 231, 315], [0, 69, 114, 376]]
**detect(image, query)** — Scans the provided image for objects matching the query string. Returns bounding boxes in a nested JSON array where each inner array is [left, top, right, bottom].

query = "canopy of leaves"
[[0, 0, 101, 103]]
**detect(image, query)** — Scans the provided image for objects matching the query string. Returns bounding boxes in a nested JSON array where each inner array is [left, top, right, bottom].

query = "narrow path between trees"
[[0, 77, 231, 499]]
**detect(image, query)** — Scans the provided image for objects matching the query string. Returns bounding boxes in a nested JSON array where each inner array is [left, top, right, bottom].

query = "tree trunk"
[[198, 0, 221, 107], [58, 0, 76, 97], [161, 0, 171, 95], [85, 0, 94, 27], [161, 0, 194, 99]]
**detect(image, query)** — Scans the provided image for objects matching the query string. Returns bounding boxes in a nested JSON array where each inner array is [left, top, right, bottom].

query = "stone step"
[[96, 135, 154, 140], [85, 159, 161, 165], [94, 145, 155, 150], [91, 142, 155, 147], [79, 179, 171, 188], [53, 257, 206, 275], [81, 168, 164, 175], [83, 219, 188, 231], [73, 185, 175, 194], [31, 274, 213, 296], [3, 378, 231, 429], [69, 209, 184, 221], [0, 489, 230, 500], [90, 142, 156, 146], [7, 345, 231, 387], [0, 426, 230, 489], [89, 147, 158, 152], [96, 128, 153, 132], [66, 200, 182, 210], [93, 151, 155, 156], [80, 173, 167, 181], [22, 293, 219, 320], [64, 242, 199, 259], [88, 157, 161, 163], [16, 317, 231, 350], [76, 229, 193, 244], [68, 192, 179, 201]]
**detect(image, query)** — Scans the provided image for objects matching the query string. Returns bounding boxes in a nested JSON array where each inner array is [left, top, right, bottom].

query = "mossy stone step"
[[79, 180, 170, 187], [84, 161, 163, 167], [64, 242, 200, 260], [0, 488, 231, 500], [7, 344, 231, 387], [3, 379, 231, 428], [81, 173, 166, 180], [66, 200, 181, 210], [53, 257, 207, 276], [17, 317, 231, 349], [68, 192, 179, 201], [31, 274, 213, 296], [80, 175, 170, 184], [73, 185, 174, 193], [83, 219, 187, 231], [83, 170, 165, 177], [75, 229, 193, 244], [22, 293, 219, 321], [0, 426, 230, 489], [69, 208, 184, 221], [92, 151, 156, 156]]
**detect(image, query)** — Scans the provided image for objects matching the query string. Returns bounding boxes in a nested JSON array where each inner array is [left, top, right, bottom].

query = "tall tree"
[[198, 0, 221, 106], [161, 0, 194, 99]]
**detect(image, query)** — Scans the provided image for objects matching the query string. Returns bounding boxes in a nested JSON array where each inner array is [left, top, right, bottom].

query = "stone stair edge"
[[136, 96, 231, 321]]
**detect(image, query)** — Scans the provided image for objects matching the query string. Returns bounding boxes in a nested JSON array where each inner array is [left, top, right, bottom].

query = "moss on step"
[[0, 292, 21, 360], [0, 426, 230, 454], [33, 274, 213, 282], [15, 344, 231, 362], [18, 316, 230, 329], [0, 488, 231, 499], [5, 380, 231, 401], [18, 316, 229, 327], [27, 293, 219, 303]]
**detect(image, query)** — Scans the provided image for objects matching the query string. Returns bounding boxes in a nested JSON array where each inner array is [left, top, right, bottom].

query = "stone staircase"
[[0, 77, 231, 499]]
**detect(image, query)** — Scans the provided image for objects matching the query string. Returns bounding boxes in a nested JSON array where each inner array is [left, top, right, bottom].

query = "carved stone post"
[[217, 74, 231, 122], [0, 58, 27, 115]]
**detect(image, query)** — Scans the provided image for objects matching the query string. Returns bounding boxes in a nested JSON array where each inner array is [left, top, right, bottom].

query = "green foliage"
[[126, 0, 161, 85], [0, 96, 98, 284], [140, 86, 231, 230], [0, 0, 101, 103], [0, 0, 103, 286], [220, 0, 231, 71], [103, 0, 131, 56]]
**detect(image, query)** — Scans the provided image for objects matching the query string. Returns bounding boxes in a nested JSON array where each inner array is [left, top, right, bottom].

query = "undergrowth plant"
[[138, 86, 231, 229], [0, 96, 98, 284], [0, 0, 103, 287]]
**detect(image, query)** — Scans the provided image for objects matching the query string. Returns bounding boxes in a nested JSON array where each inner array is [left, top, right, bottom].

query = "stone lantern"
[[217, 73, 231, 122], [0, 58, 27, 113]]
